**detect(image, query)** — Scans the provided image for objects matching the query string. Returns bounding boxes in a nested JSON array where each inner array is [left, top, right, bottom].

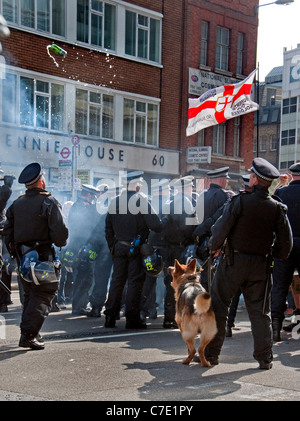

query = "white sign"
[[186, 146, 211, 164], [189, 68, 238, 96], [59, 145, 72, 166]]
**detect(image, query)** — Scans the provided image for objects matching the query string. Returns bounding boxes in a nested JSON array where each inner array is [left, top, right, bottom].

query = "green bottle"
[[49, 44, 67, 57]]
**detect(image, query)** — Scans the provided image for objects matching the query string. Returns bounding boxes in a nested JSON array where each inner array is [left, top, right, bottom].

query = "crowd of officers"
[[0, 158, 299, 370]]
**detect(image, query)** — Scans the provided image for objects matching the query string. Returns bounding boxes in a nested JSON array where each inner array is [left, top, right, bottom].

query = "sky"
[[257, 0, 300, 81]]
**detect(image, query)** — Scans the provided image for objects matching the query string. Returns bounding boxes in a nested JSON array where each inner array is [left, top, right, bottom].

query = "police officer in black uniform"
[[0, 171, 15, 312], [271, 162, 300, 341], [204, 158, 292, 369], [67, 184, 101, 315], [3, 162, 68, 350], [193, 167, 232, 291], [104, 171, 162, 329]]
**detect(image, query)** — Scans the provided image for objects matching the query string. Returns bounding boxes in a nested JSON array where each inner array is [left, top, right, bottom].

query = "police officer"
[[160, 176, 197, 327], [204, 158, 292, 369], [87, 183, 113, 317], [3, 162, 68, 350], [193, 167, 232, 291], [271, 162, 300, 341], [0, 172, 15, 312], [67, 184, 101, 315], [140, 179, 173, 326], [104, 171, 162, 329]]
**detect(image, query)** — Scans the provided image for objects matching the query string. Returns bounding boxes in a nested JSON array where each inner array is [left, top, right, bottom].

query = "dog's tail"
[[194, 292, 211, 314]]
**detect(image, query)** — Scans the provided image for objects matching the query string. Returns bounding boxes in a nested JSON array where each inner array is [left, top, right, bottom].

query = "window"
[[213, 123, 226, 155], [266, 88, 276, 106], [270, 135, 278, 151], [77, 0, 116, 50], [2, 0, 65, 36], [236, 32, 244, 75], [123, 98, 158, 146], [271, 108, 280, 123], [215, 27, 229, 71], [281, 129, 295, 146], [18, 76, 64, 130], [261, 110, 269, 124], [2, 73, 17, 124], [200, 21, 208, 66], [282, 97, 297, 114], [253, 138, 257, 153], [260, 136, 267, 152], [125, 10, 161, 63], [75, 89, 114, 139], [280, 161, 294, 170]]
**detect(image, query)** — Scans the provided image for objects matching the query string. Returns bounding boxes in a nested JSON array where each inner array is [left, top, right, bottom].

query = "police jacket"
[[202, 183, 231, 220], [0, 184, 12, 231], [161, 193, 197, 247], [105, 190, 162, 251], [67, 197, 100, 252], [274, 180, 300, 238], [3, 188, 68, 255], [209, 185, 293, 260], [148, 193, 171, 247]]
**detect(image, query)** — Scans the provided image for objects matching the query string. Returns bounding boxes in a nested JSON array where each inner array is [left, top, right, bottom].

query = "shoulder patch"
[[39, 192, 52, 196], [17, 194, 25, 198]]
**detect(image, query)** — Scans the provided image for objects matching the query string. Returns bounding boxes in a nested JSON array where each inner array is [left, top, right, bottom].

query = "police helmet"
[[181, 244, 202, 271], [19, 251, 58, 285], [62, 248, 77, 271], [142, 249, 163, 277], [78, 244, 98, 262]]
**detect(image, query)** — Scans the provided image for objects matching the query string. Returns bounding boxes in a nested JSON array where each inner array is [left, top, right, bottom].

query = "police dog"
[[169, 258, 217, 367]]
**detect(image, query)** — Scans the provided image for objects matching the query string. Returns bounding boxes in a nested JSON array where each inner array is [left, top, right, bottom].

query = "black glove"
[[4, 175, 15, 187]]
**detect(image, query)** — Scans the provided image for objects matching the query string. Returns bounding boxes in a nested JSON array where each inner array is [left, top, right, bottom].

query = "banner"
[[186, 68, 259, 136]]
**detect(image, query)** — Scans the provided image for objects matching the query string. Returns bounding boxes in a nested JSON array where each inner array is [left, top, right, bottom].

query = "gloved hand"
[[4, 175, 15, 187]]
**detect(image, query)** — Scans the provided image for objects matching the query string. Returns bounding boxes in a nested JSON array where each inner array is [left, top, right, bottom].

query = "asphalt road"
[[0, 282, 299, 404]]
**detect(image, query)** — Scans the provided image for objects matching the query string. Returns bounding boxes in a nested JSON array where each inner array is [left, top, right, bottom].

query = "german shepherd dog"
[[169, 258, 217, 367]]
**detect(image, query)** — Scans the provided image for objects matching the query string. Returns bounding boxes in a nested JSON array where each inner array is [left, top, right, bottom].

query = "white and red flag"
[[186, 68, 259, 136]]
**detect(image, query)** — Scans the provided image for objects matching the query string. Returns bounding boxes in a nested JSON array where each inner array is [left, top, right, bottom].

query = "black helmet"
[[78, 244, 98, 262], [19, 251, 58, 285], [181, 244, 202, 271], [142, 249, 163, 277]]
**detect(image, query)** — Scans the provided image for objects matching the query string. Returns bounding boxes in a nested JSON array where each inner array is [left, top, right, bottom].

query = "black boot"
[[226, 324, 233, 337], [272, 318, 282, 342], [19, 332, 45, 350], [105, 315, 116, 328]]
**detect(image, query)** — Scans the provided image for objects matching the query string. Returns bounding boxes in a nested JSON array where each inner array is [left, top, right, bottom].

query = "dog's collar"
[[187, 274, 200, 281]]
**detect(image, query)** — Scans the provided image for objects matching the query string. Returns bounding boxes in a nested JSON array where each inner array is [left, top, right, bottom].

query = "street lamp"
[[255, 0, 294, 13], [254, 0, 294, 156]]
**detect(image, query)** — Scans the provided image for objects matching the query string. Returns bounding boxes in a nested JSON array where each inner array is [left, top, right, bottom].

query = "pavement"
[[0, 275, 299, 403]]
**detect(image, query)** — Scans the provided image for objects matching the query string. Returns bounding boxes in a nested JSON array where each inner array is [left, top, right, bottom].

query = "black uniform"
[[4, 187, 68, 339], [205, 182, 292, 366], [0, 178, 13, 310], [104, 189, 162, 328], [271, 174, 300, 335], [67, 191, 101, 314]]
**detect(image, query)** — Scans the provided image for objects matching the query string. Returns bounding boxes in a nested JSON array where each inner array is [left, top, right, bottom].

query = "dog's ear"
[[187, 258, 197, 273], [174, 259, 184, 275], [168, 266, 175, 277]]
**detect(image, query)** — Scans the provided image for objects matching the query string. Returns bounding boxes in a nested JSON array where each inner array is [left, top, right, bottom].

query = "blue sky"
[[257, 0, 300, 80]]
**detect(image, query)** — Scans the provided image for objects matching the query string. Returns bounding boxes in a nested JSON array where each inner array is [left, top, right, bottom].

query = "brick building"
[[0, 0, 258, 199], [183, 0, 258, 188]]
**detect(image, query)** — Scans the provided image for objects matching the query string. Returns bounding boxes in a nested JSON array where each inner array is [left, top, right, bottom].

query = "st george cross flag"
[[186, 68, 259, 136]]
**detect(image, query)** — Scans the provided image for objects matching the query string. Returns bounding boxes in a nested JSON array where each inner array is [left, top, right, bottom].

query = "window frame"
[[75, 87, 114, 140], [122, 97, 159, 146], [1, 0, 66, 37], [215, 26, 230, 71]]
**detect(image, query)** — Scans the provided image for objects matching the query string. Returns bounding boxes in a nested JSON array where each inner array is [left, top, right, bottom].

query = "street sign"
[[59, 146, 72, 166], [72, 135, 80, 146], [186, 146, 211, 164]]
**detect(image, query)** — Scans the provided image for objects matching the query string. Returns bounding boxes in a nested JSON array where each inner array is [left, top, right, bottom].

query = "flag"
[[186, 68, 259, 136]]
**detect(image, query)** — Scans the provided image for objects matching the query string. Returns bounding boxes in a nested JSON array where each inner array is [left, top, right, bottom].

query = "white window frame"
[[0, 0, 66, 37]]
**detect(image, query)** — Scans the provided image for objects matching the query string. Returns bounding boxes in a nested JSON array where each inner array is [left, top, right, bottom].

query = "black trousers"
[[205, 252, 273, 363], [271, 238, 300, 322], [104, 243, 145, 321], [20, 279, 58, 336]]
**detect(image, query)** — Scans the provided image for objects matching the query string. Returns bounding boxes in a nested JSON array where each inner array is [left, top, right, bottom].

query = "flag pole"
[[256, 63, 260, 157]]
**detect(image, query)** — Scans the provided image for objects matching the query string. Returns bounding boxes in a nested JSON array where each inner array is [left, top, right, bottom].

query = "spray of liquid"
[[47, 44, 67, 67]]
